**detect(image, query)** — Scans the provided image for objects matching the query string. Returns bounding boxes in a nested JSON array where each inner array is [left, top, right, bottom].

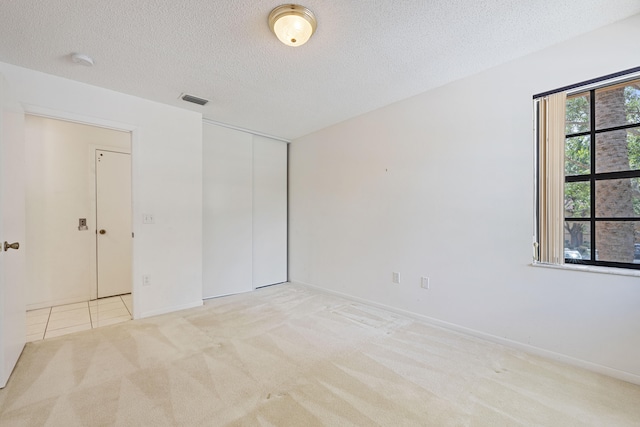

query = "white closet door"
[[202, 124, 253, 298], [252, 136, 287, 288]]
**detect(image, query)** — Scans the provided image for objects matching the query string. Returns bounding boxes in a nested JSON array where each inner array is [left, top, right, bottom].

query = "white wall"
[[24, 116, 130, 308], [289, 14, 640, 383], [0, 62, 203, 318]]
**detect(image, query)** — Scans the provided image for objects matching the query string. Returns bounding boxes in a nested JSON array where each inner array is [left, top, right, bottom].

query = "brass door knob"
[[99, 229, 106, 235], [4, 241, 19, 251]]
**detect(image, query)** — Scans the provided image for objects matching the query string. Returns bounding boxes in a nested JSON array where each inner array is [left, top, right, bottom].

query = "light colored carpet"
[[0, 283, 638, 426]]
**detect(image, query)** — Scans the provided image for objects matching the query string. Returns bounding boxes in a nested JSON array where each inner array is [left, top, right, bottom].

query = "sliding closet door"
[[202, 124, 253, 298], [252, 136, 287, 288]]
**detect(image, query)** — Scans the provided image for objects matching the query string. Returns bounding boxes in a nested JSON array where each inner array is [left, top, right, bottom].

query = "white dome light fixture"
[[268, 4, 317, 47]]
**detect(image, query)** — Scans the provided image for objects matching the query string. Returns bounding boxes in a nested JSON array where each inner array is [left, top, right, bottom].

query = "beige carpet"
[[0, 283, 638, 426]]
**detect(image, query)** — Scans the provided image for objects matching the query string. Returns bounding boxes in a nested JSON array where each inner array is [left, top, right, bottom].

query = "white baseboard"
[[292, 280, 640, 386], [139, 300, 203, 319]]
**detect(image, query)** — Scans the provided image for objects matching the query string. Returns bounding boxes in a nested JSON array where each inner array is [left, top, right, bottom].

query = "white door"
[[96, 150, 132, 298], [0, 74, 26, 388]]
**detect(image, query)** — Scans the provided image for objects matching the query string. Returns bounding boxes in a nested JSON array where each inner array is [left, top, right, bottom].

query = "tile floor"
[[26, 294, 132, 342]]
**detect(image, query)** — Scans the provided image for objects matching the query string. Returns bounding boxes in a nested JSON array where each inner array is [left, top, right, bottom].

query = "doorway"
[[24, 115, 132, 314]]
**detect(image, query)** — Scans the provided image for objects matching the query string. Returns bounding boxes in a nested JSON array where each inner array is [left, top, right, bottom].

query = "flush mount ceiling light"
[[70, 53, 94, 66], [268, 4, 317, 47]]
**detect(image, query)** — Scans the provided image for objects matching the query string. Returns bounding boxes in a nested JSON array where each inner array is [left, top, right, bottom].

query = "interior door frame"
[[25, 105, 140, 319]]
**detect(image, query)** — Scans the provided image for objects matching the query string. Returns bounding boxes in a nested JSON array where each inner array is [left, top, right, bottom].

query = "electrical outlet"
[[143, 214, 155, 224], [421, 276, 430, 289], [392, 272, 400, 284], [143, 275, 151, 286]]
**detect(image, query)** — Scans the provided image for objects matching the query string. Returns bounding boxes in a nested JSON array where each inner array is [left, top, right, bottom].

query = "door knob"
[[4, 241, 19, 251], [99, 229, 106, 235]]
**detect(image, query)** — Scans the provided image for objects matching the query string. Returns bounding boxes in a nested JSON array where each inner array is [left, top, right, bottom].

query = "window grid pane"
[[564, 221, 591, 261], [564, 182, 590, 218], [595, 128, 640, 174], [595, 83, 640, 130], [595, 221, 639, 264], [565, 93, 590, 135], [565, 135, 591, 175], [595, 178, 640, 218]]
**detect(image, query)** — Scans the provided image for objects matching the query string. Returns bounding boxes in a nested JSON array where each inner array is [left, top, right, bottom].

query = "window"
[[535, 69, 640, 270]]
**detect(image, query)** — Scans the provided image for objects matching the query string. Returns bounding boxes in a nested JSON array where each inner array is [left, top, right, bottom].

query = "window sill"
[[531, 261, 640, 278]]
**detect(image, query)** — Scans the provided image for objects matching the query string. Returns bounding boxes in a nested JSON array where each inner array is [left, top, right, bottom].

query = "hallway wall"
[[25, 115, 130, 309]]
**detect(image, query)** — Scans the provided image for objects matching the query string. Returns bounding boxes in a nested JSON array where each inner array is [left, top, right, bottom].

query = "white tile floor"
[[26, 294, 132, 342]]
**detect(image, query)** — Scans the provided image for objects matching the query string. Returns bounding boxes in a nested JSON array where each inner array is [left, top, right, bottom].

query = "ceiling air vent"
[[180, 93, 209, 106]]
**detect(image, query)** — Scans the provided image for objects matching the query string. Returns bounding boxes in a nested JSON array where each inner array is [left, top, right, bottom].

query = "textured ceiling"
[[0, 1, 639, 140]]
